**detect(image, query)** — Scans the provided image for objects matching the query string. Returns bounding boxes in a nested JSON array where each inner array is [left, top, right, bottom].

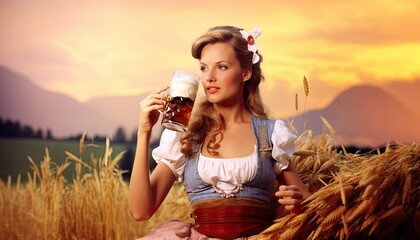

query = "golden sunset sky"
[[1, 0, 419, 118]]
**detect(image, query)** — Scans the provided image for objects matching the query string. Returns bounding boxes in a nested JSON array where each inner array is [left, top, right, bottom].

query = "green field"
[[0, 138, 135, 182]]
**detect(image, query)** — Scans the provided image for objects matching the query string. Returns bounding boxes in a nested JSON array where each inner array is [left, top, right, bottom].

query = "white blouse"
[[152, 120, 297, 194]]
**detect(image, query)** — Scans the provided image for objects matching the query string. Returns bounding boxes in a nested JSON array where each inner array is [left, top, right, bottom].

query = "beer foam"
[[172, 71, 199, 86], [170, 71, 199, 100]]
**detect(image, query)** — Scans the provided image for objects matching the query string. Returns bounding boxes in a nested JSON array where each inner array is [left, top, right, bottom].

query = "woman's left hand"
[[275, 185, 304, 214]]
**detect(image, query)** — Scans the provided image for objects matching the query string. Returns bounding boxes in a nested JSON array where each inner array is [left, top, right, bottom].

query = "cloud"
[[1, 0, 420, 115], [257, 1, 420, 107]]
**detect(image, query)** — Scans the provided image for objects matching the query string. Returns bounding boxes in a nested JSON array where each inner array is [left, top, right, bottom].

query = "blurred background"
[[1, 0, 419, 180]]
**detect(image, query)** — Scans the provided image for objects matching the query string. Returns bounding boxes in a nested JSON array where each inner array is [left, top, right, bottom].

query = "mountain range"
[[288, 85, 420, 147], [0, 66, 117, 138], [1, 66, 419, 147]]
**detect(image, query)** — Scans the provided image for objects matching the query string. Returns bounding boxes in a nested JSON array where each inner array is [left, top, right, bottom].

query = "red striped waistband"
[[190, 198, 273, 238]]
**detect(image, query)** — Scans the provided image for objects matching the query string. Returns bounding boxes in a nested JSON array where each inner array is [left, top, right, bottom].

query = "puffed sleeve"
[[271, 120, 297, 174], [151, 129, 186, 182]]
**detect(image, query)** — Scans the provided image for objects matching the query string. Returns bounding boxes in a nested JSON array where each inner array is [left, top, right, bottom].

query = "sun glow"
[[1, 0, 419, 111]]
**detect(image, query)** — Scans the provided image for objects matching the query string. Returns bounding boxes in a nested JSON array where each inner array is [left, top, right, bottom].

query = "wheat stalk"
[[302, 76, 309, 131], [260, 141, 420, 239], [303, 75, 309, 97], [320, 116, 336, 136]]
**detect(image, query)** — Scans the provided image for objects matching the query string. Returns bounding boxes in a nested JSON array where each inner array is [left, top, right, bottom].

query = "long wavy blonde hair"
[[180, 26, 268, 157]]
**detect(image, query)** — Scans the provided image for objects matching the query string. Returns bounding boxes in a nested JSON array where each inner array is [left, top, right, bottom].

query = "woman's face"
[[199, 42, 251, 105]]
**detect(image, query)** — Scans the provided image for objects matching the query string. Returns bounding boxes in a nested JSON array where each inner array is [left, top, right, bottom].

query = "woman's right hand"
[[138, 86, 169, 133]]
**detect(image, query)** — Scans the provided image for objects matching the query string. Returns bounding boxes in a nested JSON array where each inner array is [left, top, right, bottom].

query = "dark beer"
[[161, 70, 199, 132], [162, 97, 194, 132]]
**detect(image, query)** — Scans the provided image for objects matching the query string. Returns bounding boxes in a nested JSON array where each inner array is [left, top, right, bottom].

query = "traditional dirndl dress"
[[139, 115, 296, 239]]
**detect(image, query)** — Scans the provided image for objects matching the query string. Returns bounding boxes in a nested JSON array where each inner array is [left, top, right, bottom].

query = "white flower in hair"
[[239, 25, 261, 64]]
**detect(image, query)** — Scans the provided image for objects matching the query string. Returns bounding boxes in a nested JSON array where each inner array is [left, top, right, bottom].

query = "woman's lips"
[[206, 86, 219, 94]]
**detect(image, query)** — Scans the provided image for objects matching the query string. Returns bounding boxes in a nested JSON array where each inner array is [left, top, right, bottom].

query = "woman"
[[129, 25, 311, 239]]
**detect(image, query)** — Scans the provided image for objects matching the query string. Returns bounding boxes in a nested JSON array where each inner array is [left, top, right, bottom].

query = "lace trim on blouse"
[[198, 145, 258, 198]]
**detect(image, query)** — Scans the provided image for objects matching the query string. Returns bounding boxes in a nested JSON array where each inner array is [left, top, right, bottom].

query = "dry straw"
[[260, 140, 420, 240], [0, 134, 189, 240], [0, 129, 419, 239]]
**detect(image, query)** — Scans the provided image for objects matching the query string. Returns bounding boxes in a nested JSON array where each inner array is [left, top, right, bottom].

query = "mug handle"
[[158, 87, 170, 114]]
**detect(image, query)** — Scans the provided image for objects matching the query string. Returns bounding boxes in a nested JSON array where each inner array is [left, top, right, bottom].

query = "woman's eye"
[[219, 65, 228, 70], [200, 66, 207, 72]]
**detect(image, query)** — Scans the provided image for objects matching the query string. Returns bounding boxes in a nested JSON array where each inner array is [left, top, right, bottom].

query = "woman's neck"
[[214, 103, 251, 129]]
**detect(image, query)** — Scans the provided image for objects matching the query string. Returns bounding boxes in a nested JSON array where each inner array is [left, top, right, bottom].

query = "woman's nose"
[[205, 69, 216, 82]]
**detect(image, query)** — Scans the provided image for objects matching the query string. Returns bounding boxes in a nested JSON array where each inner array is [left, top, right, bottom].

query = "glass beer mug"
[[160, 71, 199, 132]]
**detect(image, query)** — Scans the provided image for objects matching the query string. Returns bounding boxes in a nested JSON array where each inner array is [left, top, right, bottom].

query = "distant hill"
[[0, 66, 118, 138], [383, 79, 420, 117], [1, 66, 419, 147], [288, 85, 420, 147], [84, 94, 163, 142]]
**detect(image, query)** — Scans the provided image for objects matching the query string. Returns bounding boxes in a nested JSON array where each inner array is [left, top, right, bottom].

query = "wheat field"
[[0, 129, 419, 239]]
